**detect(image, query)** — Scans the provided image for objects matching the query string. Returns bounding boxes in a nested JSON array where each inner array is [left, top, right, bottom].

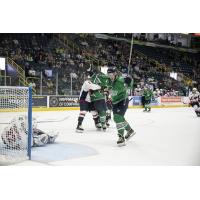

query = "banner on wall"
[[151, 97, 159, 106], [49, 96, 79, 107], [32, 96, 47, 107], [130, 96, 159, 106], [30, 95, 186, 108], [132, 96, 142, 105], [161, 96, 182, 103]]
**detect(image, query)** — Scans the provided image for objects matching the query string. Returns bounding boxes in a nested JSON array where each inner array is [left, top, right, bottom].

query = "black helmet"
[[86, 69, 94, 78], [107, 66, 117, 74], [121, 67, 128, 74]]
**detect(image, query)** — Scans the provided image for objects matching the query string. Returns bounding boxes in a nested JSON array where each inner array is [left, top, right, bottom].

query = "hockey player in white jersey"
[[76, 72, 102, 133], [189, 88, 200, 117]]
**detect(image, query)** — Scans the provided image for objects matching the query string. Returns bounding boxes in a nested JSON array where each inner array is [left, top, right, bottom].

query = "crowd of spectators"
[[134, 85, 179, 97], [0, 33, 199, 96], [66, 34, 190, 95], [0, 34, 91, 95]]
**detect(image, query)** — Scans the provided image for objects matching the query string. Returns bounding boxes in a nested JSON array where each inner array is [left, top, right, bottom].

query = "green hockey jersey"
[[143, 88, 154, 101], [109, 75, 133, 104], [90, 72, 110, 102]]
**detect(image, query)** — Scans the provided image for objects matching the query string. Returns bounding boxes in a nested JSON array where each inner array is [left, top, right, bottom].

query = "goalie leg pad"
[[47, 132, 59, 144], [33, 134, 48, 147]]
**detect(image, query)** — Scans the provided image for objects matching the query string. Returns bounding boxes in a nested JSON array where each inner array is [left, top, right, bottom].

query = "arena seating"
[[0, 33, 199, 95]]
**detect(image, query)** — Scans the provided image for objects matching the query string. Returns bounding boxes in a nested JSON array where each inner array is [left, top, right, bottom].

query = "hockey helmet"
[[192, 87, 197, 91], [107, 66, 117, 74], [121, 67, 128, 74], [86, 69, 94, 78]]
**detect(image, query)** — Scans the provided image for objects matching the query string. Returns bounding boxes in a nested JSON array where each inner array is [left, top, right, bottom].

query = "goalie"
[[1, 116, 58, 150]]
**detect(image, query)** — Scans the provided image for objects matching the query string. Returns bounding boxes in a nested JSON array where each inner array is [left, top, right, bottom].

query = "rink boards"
[[30, 104, 189, 112], [0, 95, 189, 112], [31, 95, 189, 111]]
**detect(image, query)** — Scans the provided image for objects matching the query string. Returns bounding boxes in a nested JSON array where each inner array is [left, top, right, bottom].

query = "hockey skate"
[[117, 136, 125, 147], [106, 115, 111, 127], [95, 123, 102, 131], [125, 129, 136, 141], [106, 122, 110, 127], [102, 124, 107, 132], [76, 125, 84, 133]]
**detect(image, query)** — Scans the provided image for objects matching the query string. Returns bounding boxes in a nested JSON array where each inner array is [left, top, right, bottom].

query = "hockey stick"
[[0, 116, 70, 125], [129, 97, 133, 102], [37, 116, 70, 123]]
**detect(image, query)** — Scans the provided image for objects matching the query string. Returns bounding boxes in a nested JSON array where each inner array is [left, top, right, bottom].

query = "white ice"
[[1, 107, 200, 165]]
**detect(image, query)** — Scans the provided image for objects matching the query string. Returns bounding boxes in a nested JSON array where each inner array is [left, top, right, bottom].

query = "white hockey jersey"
[[189, 91, 200, 102], [79, 80, 101, 102]]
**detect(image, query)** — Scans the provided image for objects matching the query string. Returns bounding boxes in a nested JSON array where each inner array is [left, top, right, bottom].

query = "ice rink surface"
[[1, 107, 200, 166]]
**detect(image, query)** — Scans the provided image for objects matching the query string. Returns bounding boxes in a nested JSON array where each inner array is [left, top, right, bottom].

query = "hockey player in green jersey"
[[107, 67, 136, 146], [87, 69, 110, 131], [143, 84, 154, 112]]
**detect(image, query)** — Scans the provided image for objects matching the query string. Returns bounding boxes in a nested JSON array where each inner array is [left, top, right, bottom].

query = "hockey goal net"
[[0, 86, 32, 165]]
